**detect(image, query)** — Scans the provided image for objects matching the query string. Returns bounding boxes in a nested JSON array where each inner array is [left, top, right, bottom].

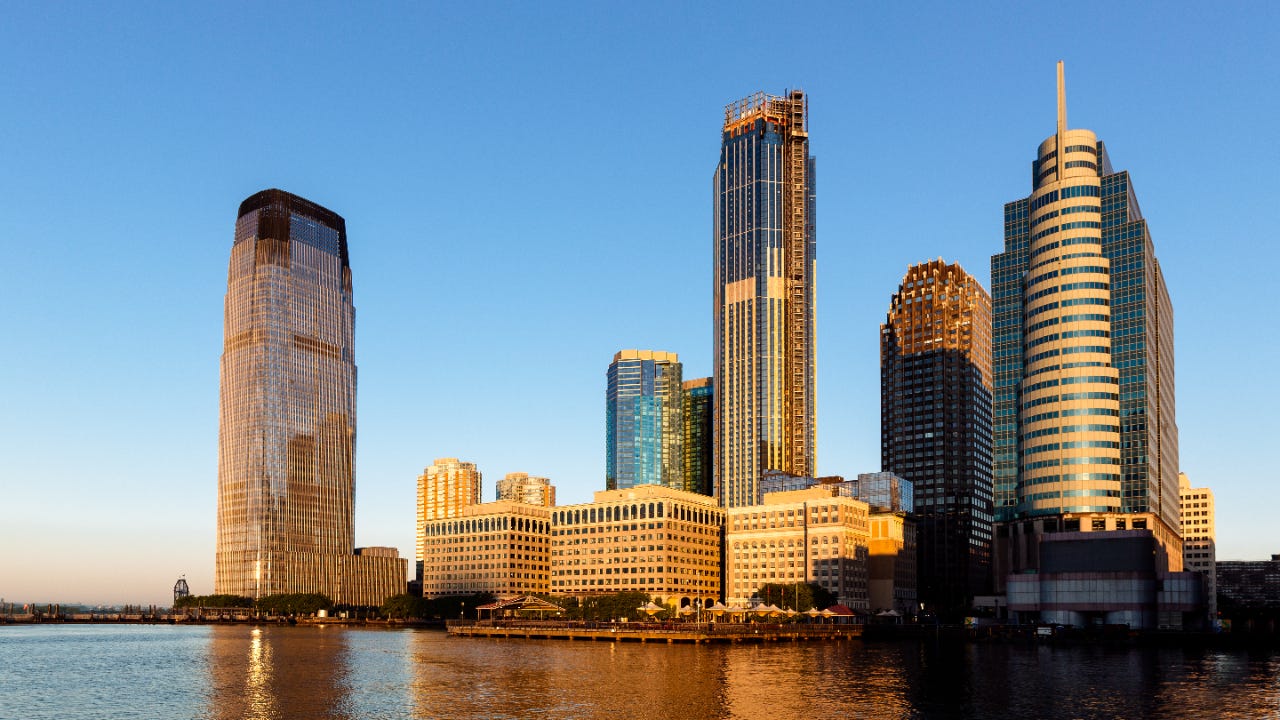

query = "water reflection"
[[202, 625, 351, 720]]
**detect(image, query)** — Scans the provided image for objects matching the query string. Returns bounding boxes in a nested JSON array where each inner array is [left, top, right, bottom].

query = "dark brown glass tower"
[[881, 259, 993, 619]]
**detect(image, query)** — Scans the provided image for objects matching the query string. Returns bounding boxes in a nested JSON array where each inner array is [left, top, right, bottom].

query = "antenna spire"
[[1056, 61, 1067, 136]]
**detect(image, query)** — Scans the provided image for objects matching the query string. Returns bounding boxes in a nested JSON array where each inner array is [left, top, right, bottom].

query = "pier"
[[446, 619, 863, 643]]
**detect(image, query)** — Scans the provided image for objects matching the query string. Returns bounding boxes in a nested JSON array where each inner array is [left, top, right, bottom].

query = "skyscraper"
[[714, 90, 816, 508], [1179, 473, 1216, 618], [416, 457, 482, 585], [215, 189, 405, 606], [681, 378, 714, 497], [880, 259, 993, 615], [991, 63, 1178, 541], [606, 350, 683, 490], [496, 472, 556, 507]]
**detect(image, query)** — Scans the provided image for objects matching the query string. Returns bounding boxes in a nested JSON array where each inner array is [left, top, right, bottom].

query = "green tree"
[[174, 594, 253, 609], [380, 594, 430, 619], [256, 593, 333, 616], [755, 582, 836, 611]]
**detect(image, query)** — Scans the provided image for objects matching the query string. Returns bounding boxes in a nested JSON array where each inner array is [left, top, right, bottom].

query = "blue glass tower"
[[606, 350, 683, 490]]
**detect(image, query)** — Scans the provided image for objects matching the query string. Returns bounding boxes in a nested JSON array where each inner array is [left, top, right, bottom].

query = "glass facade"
[[216, 189, 404, 606], [606, 350, 683, 490], [496, 472, 556, 507], [714, 90, 816, 508], [989, 65, 1177, 532], [681, 377, 714, 497], [880, 259, 993, 613]]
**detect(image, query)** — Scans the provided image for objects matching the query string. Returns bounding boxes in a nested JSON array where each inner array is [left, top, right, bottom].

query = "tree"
[[174, 594, 253, 609], [256, 593, 333, 616], [754, 583, 836, 611], [380, 594, 430, 619]]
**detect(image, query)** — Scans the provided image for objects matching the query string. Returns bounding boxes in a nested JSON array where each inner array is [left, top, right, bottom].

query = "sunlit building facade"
[[215, 189, 405, 606], [682, 377, 714, 496], [496, 472, 556, 507], [419, 501, 551, 598], [715, 90, 816, 508], [416, 457, 483, 583], [1179, 472, 1216, 618], [550, 485, 723, 607], [726, 487, 870, 609], [606, 350, 683, 490], [881, 259, 993, 615]]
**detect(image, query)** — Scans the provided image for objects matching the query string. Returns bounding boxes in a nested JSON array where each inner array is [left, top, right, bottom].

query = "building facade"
[[725, 487, 870, 610], [880, 259, 993, 616], [869, 511, 918, 615], [682, 377, 714, 496], [714, 90, 816, 508], [416, 458, 483, 584], [550, 485, 723, 607], [1179, 472, 1216, 617], [215, 189, 404, 606], [990, 63, 1178, 531], [496, 472, 556, 507], [1217, 555, 1280, 610], [606, 350, 683, 490], [418, 501, 551, 598]]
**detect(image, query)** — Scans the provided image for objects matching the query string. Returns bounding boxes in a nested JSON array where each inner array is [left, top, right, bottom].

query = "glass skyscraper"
[[881, 259, 993, 615], [606, 350, 683, 490], [681, 377, 714, 497], [990, 63, 1178, 530], [216, 189, 404, 606], [714, 90, 816, 508]]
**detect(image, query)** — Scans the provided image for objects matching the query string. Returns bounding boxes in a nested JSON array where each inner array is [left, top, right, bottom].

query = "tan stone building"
[[725, 487, 870, 609], [416, 457, 483, 585], [496, 472, 556, 507], [418, 500, 551, 598], [869, 510, 917, 614], [1179, 472, 1216, 617], [551, 485, 723, 607]]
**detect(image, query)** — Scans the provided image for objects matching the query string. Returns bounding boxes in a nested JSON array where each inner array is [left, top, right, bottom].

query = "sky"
[[1, 2, 1277, 606]]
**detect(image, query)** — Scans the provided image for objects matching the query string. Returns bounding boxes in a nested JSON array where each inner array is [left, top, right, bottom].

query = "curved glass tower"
[[216, 189, 403, 605]]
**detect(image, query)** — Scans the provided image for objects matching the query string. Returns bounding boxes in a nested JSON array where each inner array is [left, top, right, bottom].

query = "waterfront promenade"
[[446, 619, 862, 643]]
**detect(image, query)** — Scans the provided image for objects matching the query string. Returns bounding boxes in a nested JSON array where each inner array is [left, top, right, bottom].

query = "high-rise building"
[[990, 62, 1178, 531], [1179, 472, 1216, 618], [880, 259, 993, 615], [606, 350, 683, 490], [496, 472, 556, 507], [419, 501, 551, 599], [714, 90, 816, 508], [682, 377, 714, 496], [215, 189, 405, 606], [416, 457, 482, 584]]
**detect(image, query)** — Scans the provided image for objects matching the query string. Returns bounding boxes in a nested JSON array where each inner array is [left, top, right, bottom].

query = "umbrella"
[[678, 606, 695, 616], [876, 610, 901, 617], [637, 601, 663, 618], [708, 602, 729, 617], [804, 608, 821, 618]]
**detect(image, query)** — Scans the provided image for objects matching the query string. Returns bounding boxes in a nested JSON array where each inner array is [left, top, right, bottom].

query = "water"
[[1, 625, 1277, 719]]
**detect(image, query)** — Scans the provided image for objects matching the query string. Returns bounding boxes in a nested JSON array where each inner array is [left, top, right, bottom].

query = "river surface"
[[1, 625, 1277, 719]]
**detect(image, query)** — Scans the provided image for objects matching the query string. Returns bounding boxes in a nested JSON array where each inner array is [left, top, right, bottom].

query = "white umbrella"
[[637, 601, 663, 618], [708, 602, 729, 617]]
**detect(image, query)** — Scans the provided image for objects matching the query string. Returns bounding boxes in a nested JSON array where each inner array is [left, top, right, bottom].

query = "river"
[[1, 625, 1276, 719]]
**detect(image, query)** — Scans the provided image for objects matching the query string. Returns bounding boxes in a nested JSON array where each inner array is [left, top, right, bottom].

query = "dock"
[[446, 620, 863, 643]]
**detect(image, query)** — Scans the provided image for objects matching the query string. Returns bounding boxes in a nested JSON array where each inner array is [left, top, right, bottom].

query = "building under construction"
[[713, 90, 816, 508]]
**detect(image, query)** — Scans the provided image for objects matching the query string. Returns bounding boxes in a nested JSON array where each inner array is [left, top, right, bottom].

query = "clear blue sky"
[[2, 2, 1276, 605]]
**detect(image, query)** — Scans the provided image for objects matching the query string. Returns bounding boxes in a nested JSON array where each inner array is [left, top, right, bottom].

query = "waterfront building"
[[725, 487, 870, 610], [606, 350, 683, 491], [419, 501, 551, 598], [215, 189, 405, 606], [682, 377, 714, 496], [880, 259, 993, 616], [1178, 472, 1216, 618], [869, 510, 918, 615], [714, 90, 816, 508], [416, 457, 483, 584], [496, 472, 556, 507], [990, 62, 1178, 530], [1217, 555, 1280, 609], [757, 471, 913, 513], [550, 485, 723, 608]]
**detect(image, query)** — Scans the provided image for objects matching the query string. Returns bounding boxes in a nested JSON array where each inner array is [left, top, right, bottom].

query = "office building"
[[757, 471, 914, 513], [682, 377, 714, 496], [606, 350, 683, 490], [416, 457, 483, 584], [881, 259, 993, 615], [869, 510, 918, 615], [418, 501, 551, 598], [988, 64, 1194, 627], [1179, 472, 1216, 617], [496, 472, 556, 507], [550, 485, 723, 607], [990, 62, 1178, 528], [726, 486, 870, 609], [1217, 555, 1280, 609], [715, 90, 816, 508], [215, 189, 405, 606]]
